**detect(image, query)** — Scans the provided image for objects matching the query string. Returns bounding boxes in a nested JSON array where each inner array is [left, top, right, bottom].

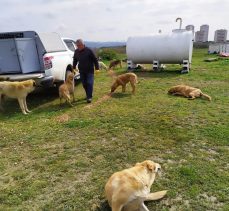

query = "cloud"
[[0, 0, 228, 41], [44, 12, 56, 19]]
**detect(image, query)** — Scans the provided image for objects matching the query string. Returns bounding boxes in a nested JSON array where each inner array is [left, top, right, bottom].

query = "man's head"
[[76, 39, 85, 51]]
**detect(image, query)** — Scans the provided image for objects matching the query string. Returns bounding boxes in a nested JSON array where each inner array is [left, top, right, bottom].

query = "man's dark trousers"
[[80, 72, 94, 100]]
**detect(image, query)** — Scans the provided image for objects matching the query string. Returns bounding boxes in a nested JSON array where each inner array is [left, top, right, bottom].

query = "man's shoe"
[[87, 98, 92, 103]]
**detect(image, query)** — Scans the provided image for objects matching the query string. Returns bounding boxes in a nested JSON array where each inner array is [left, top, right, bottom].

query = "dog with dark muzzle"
[[110, 73, 138, 94]]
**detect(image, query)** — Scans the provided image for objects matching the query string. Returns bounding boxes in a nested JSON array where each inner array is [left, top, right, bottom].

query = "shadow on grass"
[[32, 96, 87, 115], [94, 200, 164, 211], [95, 200, 111, 211], [115, 68, 184, 80], [31, 80, 82, 105], [111, 92, 132, 98], [135, 69, 183, 79], [0, 87, 61, 118], [0, 82, 85, 118]]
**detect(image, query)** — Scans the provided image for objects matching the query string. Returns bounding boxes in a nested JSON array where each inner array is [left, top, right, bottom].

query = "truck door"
[[0, 39, 21, 74], [15, 38, 41, 73]]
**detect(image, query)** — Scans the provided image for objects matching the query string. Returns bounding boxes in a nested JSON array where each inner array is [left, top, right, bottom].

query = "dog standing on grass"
[[59, 72, 75, 106], [0, 79, 36, 114], [110, 72, 138, 94], [105, 160, 167, 211], [109, 59, 122, 70], [168, 85, 211, 101]]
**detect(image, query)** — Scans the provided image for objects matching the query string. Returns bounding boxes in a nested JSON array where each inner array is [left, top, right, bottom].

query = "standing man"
[[73, 39, 99, 103]]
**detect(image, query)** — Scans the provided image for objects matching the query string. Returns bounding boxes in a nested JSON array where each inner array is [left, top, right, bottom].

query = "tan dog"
[[168, 85, 211, 101], [111, 73, 138, 94], [59, 72, 75, 106], [0, 79, 36, 114], [109, 59, 122, 69], [105, 160, 167, 211]]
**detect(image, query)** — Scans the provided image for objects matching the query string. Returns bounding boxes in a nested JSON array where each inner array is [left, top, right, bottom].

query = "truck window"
[[64, 40, 75, 52]]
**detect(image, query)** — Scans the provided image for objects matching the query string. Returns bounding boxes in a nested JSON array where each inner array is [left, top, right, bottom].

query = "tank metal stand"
[[153, 60, 160, 71], [127, 60, 137, 71], [181, 60, 189, 74]]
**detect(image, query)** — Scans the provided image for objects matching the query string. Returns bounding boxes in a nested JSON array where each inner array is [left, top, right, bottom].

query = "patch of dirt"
[[20, 171, 92, 209], [0, 174, 14, 188], [55, 114, 70, 123], [197, 193, 224, 209], [85, 94, 112, 109], [162, 195, 187, 207]]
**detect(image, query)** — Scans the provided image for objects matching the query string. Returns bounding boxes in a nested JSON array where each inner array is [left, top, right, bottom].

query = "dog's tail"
[[143, 190, 167, 201], [200, 92, 211, 101]]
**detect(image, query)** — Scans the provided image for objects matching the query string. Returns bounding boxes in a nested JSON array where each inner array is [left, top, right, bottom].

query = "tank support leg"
[[127, 60, 137, 71], [153, 60, 160, 72], [181, 60, 189, 74]]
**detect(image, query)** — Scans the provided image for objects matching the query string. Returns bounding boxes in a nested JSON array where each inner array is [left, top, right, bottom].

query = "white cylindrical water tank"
[[126, 30, 193, 64]]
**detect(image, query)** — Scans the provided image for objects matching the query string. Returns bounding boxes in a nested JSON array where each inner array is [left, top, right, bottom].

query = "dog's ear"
[[146, 162, 161, 173], [146, 162, 156, 171], [142, 160, 160, 172], [136, 160, 155, 171], [33, 80, 36, 87]]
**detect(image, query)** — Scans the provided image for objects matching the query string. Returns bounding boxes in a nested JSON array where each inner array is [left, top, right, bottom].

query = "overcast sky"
[[0, 0, 228, 41]]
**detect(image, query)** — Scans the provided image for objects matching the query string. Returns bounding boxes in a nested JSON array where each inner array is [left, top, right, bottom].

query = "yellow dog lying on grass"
[[168, 85, 211, 101], [105, 160, 167, 211]]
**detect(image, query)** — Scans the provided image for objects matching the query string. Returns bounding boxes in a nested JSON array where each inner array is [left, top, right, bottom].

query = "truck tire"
[[65, 70, 72, 81]]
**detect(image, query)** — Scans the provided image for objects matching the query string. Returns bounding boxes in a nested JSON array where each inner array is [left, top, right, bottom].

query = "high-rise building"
[[195, 31, 205, 42], [214, 29, 227, 42], [195, 24, 209, 42], [200, 24, 209, 42]]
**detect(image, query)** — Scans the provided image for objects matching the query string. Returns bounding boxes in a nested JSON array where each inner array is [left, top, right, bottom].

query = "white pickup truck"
[[0, 31, 80, 86]]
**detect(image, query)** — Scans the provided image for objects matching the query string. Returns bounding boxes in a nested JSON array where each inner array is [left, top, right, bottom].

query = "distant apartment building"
[[214, 29, 227, 42], [195, 31, 205, 42], [200, 25, 209, 42], [195, 24, 209, 42]]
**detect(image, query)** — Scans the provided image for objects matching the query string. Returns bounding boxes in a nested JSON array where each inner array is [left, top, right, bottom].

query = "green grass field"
[[0, 49, 228, 211]]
